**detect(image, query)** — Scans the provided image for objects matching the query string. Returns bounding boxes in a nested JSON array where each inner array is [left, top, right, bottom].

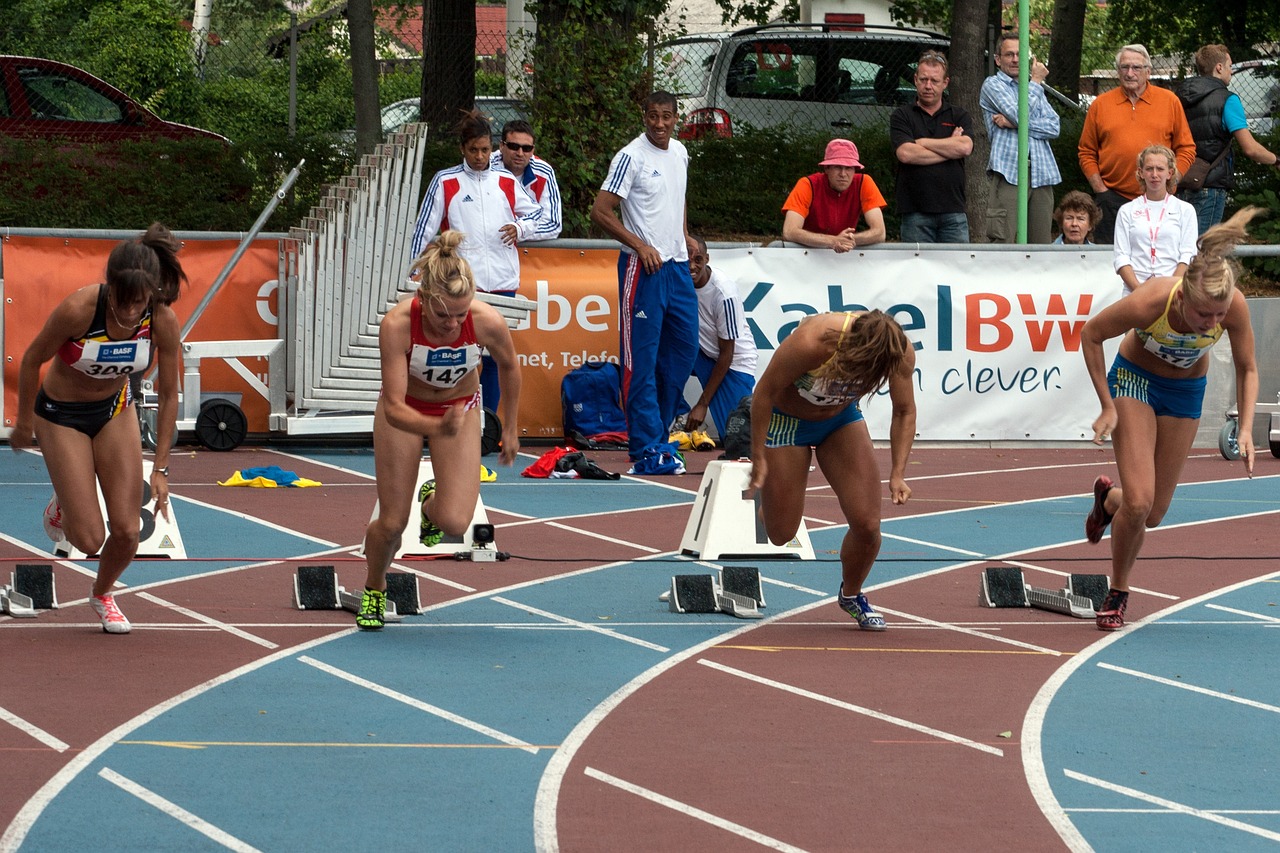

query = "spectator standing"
[[980, 34, 1061, 243], [780, 138, 888, 250], [681, 236, 757, 440], [890, 50, 974, 243], [1177, 43, 1280, 234], [1053, 190, 1103, 245], [490, 119, 562, 241], [1113, 145, 1198, 294], [590, 91, 698, 464], [1078, 44, 1196, 243], [410, 109, 542, 414]]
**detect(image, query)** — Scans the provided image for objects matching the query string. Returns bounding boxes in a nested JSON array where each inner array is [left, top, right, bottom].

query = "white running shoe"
[[90, 594, 131, 634], [42, 494, 63, 542]]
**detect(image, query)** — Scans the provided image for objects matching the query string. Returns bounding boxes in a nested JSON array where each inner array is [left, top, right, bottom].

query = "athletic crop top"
[[407, 296, 481, 389], [793, 312, 861, 406], [1133, 281, 1223, 369], [57, 284, 153, 379]]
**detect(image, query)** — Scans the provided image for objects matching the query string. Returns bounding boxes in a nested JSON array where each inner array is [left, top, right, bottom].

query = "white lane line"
[[136, 593, 278, 649], [882, 532, 986, 558], [296, 655, 538, 754], [546, 521, 663, 553], [164, 492, 338, 547], [584, 766, 809, 853], [389, 563, 477, 593], [0, 705, 69, 752], [762, 577, 827, 596], [98, 767, 263, 852], [1096, 662, 1280, 714], [490, 597, 670, 653], [1205, 602, 1280, 623], [697, 658, 1003, 757], [1063, 768, 1280, 843], [875, 606, 1064, 656]]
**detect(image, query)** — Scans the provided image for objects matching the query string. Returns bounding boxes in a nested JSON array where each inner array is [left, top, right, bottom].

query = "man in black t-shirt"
[[889, 51, 974, 243]]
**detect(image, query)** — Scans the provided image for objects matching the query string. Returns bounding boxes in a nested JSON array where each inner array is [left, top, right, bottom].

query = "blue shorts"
[[765, 403, 863, 448], [1108, 354, 1207, 419]]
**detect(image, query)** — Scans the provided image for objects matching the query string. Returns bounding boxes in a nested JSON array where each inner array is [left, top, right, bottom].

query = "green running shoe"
[[418, 479, 443, 547], [356, 587, 385, 631]]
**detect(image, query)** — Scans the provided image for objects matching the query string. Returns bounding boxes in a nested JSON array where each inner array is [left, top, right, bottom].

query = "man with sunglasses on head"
[[1078, 44, 1195, 243], [491, 119, 562, 241]]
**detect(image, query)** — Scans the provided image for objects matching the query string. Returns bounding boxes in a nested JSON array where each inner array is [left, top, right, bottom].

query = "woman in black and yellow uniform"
[[11, 224, 184, 634], [1081, 207, 1261, 631], [748, 310, 917, 630]]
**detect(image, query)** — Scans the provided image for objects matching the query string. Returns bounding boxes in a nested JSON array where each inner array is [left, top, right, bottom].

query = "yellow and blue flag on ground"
[[218, 466, 322, 488]]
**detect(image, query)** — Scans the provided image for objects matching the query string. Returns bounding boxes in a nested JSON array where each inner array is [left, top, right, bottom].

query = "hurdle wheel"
[[1218, 419, 1241, 461], [481, 407, 502, 456], [195, 398, 247, 451]]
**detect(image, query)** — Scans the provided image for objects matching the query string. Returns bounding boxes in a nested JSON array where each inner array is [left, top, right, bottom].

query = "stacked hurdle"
[[979, 567, 1109, 618]]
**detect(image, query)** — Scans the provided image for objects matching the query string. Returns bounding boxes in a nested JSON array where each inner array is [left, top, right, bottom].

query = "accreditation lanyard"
[[1142, 195, 1169, 264]]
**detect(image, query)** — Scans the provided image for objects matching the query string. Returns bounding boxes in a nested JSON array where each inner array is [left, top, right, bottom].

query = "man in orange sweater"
[[1078, 44, 1196, 243]]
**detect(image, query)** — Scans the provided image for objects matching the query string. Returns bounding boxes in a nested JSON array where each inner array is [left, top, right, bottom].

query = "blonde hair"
[[1184, 206, 1264, 303], [1135, 144, 1179, 193], [409, 231, 475, 303], [814, 310, 911, 399]]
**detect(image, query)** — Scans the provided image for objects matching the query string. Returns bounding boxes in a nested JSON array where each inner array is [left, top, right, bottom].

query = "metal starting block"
[[1, 586, 37, 618], [12, 564, 57, 610], [294, 565, 340, 610], [979, 567, 1108, 619], [668, 567, 766, 619]]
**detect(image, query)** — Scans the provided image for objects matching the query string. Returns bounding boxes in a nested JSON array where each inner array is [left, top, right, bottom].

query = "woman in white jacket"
[[409, 109, 542, 410]]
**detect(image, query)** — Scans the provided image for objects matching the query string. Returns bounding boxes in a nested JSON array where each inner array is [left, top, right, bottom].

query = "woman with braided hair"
[[11, 223, 185, 634], [748, 310, 917, 630], [357, 230, 521, 631], [1082, 206, 1262, 631]]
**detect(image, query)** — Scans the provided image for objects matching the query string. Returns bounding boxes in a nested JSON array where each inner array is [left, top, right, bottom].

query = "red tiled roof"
[[376, 4, 507, 57]]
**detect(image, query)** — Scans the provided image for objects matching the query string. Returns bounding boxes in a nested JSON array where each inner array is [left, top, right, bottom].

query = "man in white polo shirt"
[[590, 91, 698, 465]]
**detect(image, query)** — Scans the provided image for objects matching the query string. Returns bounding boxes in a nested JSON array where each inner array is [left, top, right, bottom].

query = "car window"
[[380, 101, 419, 135], [728, 40, 821, 101], [656, 38, 721, 98], [1230, 66, 1280, 124], [18, 68, 125, 123], [834, 42, 932, 106]]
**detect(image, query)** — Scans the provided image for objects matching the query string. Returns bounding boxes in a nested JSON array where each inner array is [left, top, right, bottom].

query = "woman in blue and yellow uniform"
[[1081, 206, 1262, 631], [11, 224, 185, 634], [747, 310, 917, 631]]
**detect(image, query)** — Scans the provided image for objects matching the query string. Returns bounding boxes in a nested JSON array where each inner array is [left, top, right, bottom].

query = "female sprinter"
[[748, 310, 917, 630], [1082, 207, 1261, 630], [11, 223, 184, 634], [357, 231, 521, 630]]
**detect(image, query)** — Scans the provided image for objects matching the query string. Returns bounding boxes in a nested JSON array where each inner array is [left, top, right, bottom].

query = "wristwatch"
[[155, 467, 169, 477]]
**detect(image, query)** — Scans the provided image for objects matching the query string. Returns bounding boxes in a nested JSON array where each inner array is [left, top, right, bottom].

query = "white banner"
[[711, 245, 1123, 441]]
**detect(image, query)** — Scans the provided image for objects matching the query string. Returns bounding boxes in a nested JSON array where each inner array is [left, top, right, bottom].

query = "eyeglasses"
[[504, 141, 534, 153], [1118, 64, 1150, 73], [999, 51, 1020, 58], [919, 51, 948, 68]]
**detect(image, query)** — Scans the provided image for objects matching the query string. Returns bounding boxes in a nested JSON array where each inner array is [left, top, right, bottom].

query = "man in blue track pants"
[[591, 91, 698, 465]]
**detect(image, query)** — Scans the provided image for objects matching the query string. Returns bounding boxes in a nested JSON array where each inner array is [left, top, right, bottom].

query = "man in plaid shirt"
[[980, 33, 1061, 243]]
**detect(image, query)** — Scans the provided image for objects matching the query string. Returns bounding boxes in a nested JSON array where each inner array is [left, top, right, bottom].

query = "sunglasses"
[[504, 141, 534, 153]]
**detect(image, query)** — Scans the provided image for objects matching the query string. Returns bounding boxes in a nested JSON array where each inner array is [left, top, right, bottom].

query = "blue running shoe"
[[838, 590, 886, 631]]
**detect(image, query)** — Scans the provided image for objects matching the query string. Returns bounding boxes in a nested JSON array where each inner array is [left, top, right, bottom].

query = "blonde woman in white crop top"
[[1079, 206, 1261, 632]]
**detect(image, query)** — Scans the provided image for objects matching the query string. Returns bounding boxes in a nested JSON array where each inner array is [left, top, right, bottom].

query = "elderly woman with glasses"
[[409, 109, 544, 412], [1077, 44, 1197, 242]]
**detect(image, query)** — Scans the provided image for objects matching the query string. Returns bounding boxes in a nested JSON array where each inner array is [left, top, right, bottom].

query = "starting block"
[[0, 587, 37, 618], [359, 460, 493, 560], [667, 566, 766, 619], [12, 564, 57, 610], [680, 460, 814, 560], [52, 460, 187, 560], [979, 567, 1108, 619], [337, 587, 403, 623], [294, 565, 340, 610]]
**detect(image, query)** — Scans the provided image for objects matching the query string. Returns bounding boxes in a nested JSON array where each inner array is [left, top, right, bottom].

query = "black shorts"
[[34, 385, 132, 439]]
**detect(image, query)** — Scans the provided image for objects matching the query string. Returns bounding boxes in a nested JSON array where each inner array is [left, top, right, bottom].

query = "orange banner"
[[2, 235, 281, 431]]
